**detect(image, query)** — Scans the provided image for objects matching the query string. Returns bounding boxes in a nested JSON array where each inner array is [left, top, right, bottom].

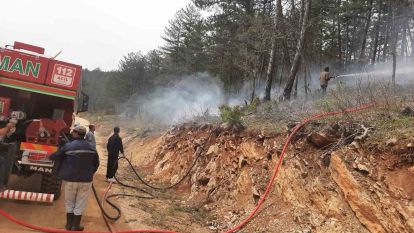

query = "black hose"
[[114, 148, 203, 190], [93, 134, 210, 222], [92, 160, 154, 222], [92, 183, 121, 221]]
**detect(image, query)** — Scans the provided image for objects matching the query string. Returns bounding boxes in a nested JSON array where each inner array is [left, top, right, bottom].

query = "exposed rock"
[[139, 128, 152, 138], [239, 157, 248, 168], [123, 117, 414, 233], [211, 126, 222, 136], [193, 138, 204, 146], [206, 144, 219, 156], [236, 168, 253, 195], [240, 141, 265, 160], [354, 124, 370, 141], [330, 151, 414, 233], [308, 132, 336, 148], [300, 227, 312, 233], [330, 152, 387, 233], [287, 121, 300, 130], [198, 177, 210, 186], [207, 225, 217, 230], [153, 152, 174, 173], [401, 106, 414, 116], [354, 163, 370, 175], [350, 141, 361, 149], [170, 174, 180, 184], [252, 187, 260, 203], [199, 123, 212, 130], [220, 122, 232, 131], [386, 138, 397, 147]]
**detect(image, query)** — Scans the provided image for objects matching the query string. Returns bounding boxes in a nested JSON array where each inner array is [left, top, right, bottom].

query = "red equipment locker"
[[0, 97, 11, 116]]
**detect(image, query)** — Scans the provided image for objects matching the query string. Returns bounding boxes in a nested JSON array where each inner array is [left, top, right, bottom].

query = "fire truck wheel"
[[40, 174, 62, 200]]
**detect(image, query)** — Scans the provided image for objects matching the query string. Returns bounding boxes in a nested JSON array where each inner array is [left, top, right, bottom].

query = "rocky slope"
[[99, 114, 414, 233]]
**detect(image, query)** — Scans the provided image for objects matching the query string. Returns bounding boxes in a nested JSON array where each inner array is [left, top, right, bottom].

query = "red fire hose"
[[223, 102, 373, 233], [0, 208, 178, 233], [0, 103, 373, 233]]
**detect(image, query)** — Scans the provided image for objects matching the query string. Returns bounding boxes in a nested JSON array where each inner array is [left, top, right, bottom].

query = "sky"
[[1, 0, 190, 71]]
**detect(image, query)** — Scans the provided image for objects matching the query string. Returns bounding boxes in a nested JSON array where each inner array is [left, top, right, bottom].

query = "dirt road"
[[0, 174, 113, 232], [0, 117, 129, 233]]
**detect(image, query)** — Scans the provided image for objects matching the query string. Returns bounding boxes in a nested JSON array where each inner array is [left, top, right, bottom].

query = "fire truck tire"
[[40, 174, 62, 200]]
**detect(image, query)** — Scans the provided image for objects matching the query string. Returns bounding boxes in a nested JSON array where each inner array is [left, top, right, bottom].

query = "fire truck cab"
[[0, 41, 88, 200]]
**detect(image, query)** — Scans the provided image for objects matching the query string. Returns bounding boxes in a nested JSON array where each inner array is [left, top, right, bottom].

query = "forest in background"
[[82, 0, 414, 114]]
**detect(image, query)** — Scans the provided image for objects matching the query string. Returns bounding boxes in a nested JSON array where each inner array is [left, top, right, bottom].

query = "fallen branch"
[[354, 124, 370, 141]]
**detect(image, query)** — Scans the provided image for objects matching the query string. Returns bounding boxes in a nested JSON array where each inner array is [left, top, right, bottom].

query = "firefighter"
[[0, 155, 6, 192], [49, 125, 99, 231], [85, 124, 96, 148], [106, 126, 124, 183], [320, 66, 335, 94]]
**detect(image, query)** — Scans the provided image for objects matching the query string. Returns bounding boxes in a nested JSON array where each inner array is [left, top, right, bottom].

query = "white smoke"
[[128, 59, 414, 124], [137, 72, 227, 123], [330, 60, 414, 86]]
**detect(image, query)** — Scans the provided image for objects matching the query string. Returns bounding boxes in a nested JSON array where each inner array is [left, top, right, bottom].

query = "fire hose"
[[0, 103, 374, 233], [95, 138, 211, 222]]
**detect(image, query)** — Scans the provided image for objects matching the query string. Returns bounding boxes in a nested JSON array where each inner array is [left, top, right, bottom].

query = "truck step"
[[0, 189, 54, 203]]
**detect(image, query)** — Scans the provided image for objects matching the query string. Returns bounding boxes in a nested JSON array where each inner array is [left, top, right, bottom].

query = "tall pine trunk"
[[401, 24, 407, 58], [383, 9, 391, 62], [337, 1, 342, 68], [391, 7, 398, 87], [359, 0, 374, 62], [404, 16, 414, 58], [407, 20, 414, 57], [264, 0, 283, 101], [345, 19, 350, 66], [282, 0, 311, 100], [303, 58, 308, 96], [293, 75, 299, 98], [371, 0, 382, 64]]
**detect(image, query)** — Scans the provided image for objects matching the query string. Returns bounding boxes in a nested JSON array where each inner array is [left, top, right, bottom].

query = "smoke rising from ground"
[[136, 73, 226, 123], [129, 60, 414, 124]]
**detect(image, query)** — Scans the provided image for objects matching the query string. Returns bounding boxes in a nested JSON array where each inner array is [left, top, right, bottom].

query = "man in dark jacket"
[[106, 126, 123, 182], [49, 125, 99, 231]]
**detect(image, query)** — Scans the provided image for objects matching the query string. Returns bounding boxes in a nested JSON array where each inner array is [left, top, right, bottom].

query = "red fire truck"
[[0, 41, 88, 200]]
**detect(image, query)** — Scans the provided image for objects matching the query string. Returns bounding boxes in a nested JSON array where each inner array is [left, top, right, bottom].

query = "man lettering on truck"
[[49, 125, 99, 231]]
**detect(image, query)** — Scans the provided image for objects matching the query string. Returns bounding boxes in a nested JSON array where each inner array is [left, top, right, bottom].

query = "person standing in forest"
[[320, 66, 335, 94], [106, 126, 124, 183]]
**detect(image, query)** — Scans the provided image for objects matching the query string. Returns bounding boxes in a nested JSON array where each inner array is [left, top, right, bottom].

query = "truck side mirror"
[[77, 92, 89, 113]]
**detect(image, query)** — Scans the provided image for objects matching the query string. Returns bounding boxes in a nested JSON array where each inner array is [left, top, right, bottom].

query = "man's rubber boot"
[[65, 213, 74, 230], [70, 215, 84, 231]]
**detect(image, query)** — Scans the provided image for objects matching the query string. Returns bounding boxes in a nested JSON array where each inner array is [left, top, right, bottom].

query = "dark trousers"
[[0, 156, 5, 187], [106, 155, 118, 179], [321, 84, 327, 94]]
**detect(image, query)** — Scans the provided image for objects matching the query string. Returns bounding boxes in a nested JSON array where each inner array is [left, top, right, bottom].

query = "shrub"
[[219, 105, 244, 127], [315, 98, 337, 112], [248, 96, 261, 112]]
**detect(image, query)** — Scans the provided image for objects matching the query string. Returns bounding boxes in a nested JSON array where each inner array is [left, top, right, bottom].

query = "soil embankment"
[[107, 119, 414, 233]]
